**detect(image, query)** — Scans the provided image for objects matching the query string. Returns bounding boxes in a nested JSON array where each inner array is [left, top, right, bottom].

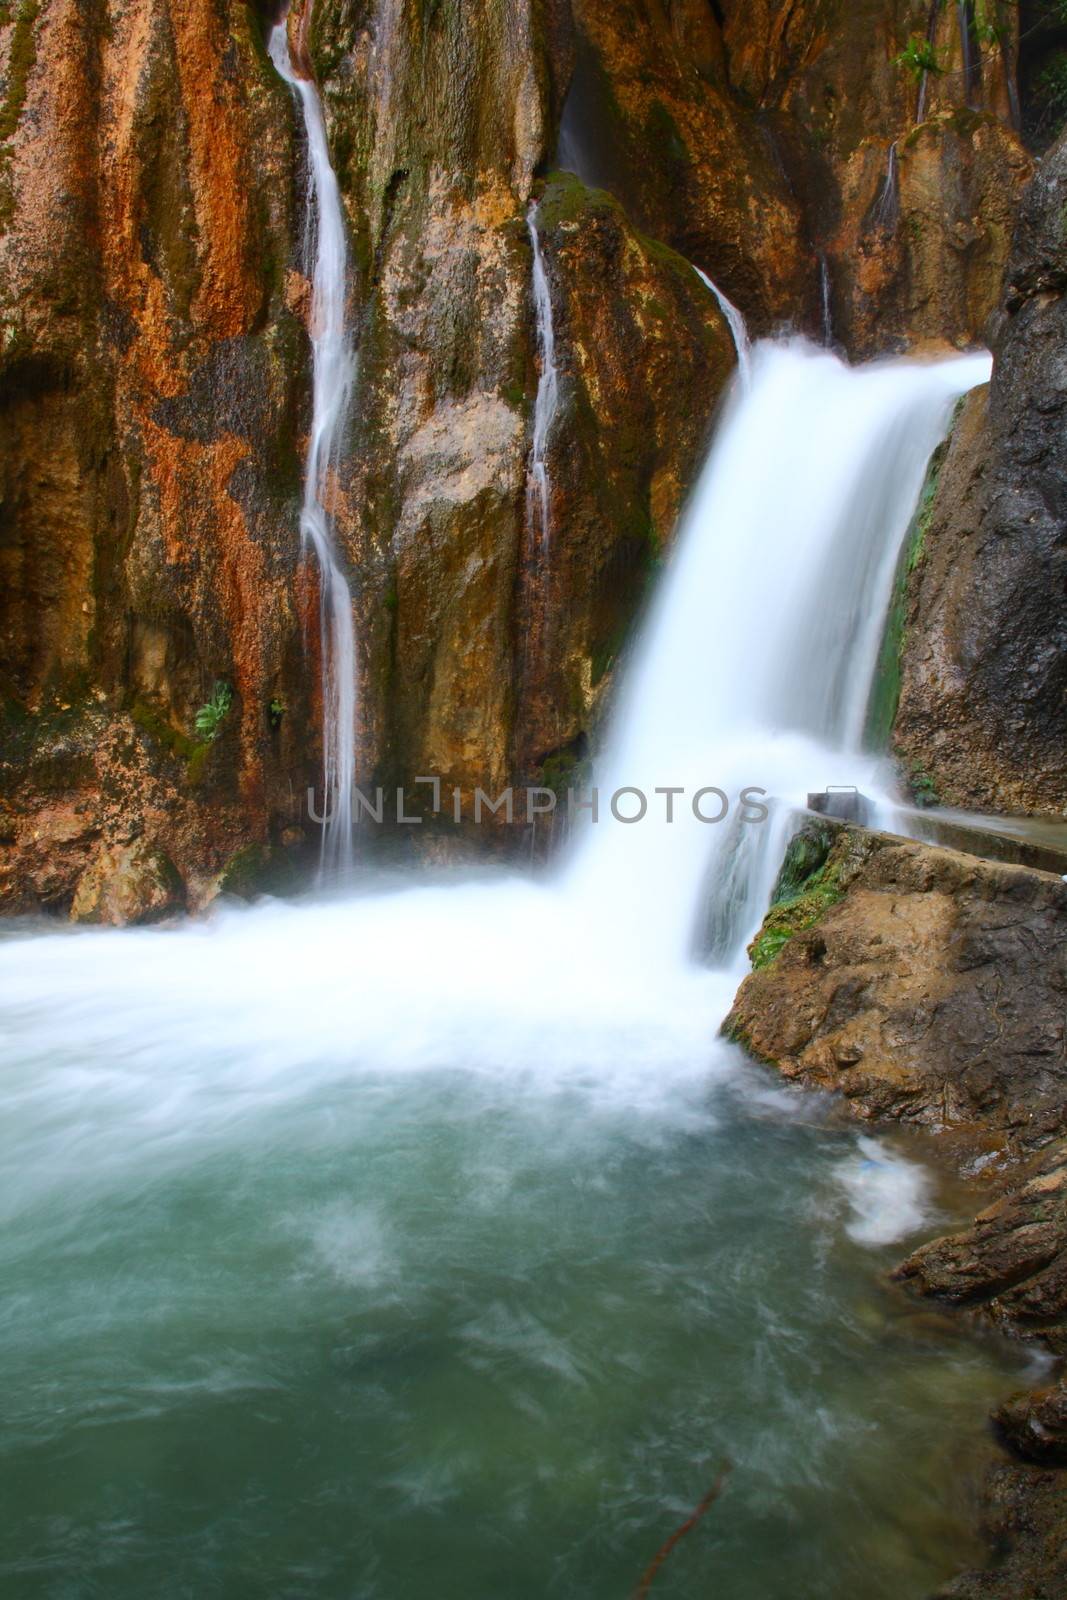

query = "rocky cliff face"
[[894, 123, 1067, 818], [719, 0, 1030, 352], [0, 0, 314, 912], [0, 1, 1039, 915], [304, 0, 738, 805]]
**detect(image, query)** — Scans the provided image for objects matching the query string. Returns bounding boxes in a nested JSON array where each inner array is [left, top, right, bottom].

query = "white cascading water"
[[0, 336, 992, 1080], [693, 266, 752, 382], [269, 18, 357, 871], [526, 201, 560, 551], [820, 254, 834, 346], [874, 143, 900, 230], [565, 337, 991, 971]]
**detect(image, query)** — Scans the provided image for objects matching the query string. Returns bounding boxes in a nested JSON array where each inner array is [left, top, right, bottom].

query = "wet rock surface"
[[727, 824, 1067, 1142], [719, 0, 1029, 354], [70, 835, 185, 926], [895, 124, 1067, 818]]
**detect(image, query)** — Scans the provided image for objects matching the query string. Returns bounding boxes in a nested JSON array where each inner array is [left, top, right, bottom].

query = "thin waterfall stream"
[[269, 17, 357, 870], [692, 265, 751, 381], [0, 336, 1030, 1600], [526, 201, 560, 552]]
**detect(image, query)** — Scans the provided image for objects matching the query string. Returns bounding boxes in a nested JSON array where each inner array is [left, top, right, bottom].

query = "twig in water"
[[632, 1459, 732, 1599]]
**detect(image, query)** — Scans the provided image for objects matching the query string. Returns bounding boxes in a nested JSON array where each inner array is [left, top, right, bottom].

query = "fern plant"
[[194, 681, 234, 742]]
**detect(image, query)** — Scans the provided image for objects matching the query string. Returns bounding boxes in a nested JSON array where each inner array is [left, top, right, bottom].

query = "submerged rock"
[[895, 1145, 1067, 1351]]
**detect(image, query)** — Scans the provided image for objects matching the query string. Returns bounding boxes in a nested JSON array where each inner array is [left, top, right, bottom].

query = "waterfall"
[[565, 339, 991, 969], [957, 0, 980, 107], [692, 266, 751, 384], [917, 0, 944, 122], [269, 17, 357, 873], [0, 336, 990, 1010], [873, 143, 899, 231], [526, 202, 560, 551], [819, 254, 833, 346]]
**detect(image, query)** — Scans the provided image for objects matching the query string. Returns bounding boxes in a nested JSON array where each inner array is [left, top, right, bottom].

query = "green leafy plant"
[[893, 34, 943, 80], [194, 681, 234, 742], [909, 765, 940, 809], [967, 0, 1001, 45]]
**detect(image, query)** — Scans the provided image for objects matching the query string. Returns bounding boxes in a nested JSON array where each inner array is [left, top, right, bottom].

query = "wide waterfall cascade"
[[693, 265, 752, 382], [0, 334, 1025, 1600], [566, 339, 992, 970], [526, 202, 560, 550], [269, 21, 358, 871]]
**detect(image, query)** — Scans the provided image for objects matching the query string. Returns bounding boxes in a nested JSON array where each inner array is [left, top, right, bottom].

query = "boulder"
[[70, 838, 185, 926]]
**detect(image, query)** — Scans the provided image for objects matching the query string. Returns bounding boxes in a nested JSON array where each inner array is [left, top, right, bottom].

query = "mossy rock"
[[864, 403, 963, 752], [748, 823, 848, 969], [0, 1, 40, 146], [215, 841, 303, 900]]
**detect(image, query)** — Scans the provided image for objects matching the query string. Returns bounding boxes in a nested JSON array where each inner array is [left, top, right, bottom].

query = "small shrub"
[[894, 34, 942, 81]]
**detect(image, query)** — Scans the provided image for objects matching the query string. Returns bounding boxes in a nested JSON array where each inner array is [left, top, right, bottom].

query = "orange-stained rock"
[[558, 0, 811, 328], [0, 0, 322, 908], [70, 835, 185, 925], [719, 0, 1031, 354]]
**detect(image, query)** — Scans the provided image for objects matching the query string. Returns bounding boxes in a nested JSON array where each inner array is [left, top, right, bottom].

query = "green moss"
[[771, 821, 835, 904], [747, 825, 846, 969], [185, 741, 213, 786], [131, 699, 197, 762], [216, 843, 269, 899], [130, 698, 214, 785], [0, 0, 39, 144], [537, 169, 616, 232], [216, 840, 302, 900], [863, 402, 963, 751], [719, 1015, 775, 1064], [906, 763, 940, 808]]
